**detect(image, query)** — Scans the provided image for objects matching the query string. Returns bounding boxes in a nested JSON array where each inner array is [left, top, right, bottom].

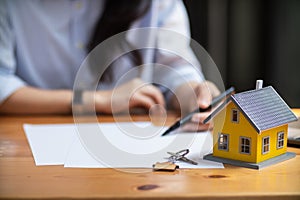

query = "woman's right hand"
[[95, 78, 165, 114]]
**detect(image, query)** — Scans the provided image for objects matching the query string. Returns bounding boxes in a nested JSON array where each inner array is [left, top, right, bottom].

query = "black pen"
[[161, 87, 235, 136]]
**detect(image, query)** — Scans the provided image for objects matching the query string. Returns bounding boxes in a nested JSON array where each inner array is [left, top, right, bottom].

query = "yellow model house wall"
[[212, 102, 288, 163], [256, 124, 287, 163], [212, 102, 257, 163]]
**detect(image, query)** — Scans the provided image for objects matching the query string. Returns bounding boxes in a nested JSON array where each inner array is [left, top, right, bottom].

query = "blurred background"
[[183, 0, 300, 107]]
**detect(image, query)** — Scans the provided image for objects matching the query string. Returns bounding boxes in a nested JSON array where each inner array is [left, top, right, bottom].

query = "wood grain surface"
[[0, 111, 299, 200]]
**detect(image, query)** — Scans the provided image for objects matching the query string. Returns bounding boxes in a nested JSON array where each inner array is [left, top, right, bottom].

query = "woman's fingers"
[[130, 92, 157, 109], [140, 85, 165, 106], [195, 82, 212, 108], [206, 80, 221, 97], [130, 87, 165, 110], [179, 110, 212, 132], [191, 112, 210, 123], [179, 81, 220, 132], [181, 121, 211, 132], [195, 81, 221, 109], [96, 78, 165, 114], [126, 79, 165, 110]]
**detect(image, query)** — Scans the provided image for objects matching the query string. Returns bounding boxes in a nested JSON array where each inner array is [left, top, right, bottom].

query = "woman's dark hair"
[[88, 0, 151, 52], [88, 0, 151, 83]]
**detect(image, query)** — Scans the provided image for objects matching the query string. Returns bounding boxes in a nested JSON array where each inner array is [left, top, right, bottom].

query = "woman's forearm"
[[0, 87, 73, 114], [0, 78, 166, 115]]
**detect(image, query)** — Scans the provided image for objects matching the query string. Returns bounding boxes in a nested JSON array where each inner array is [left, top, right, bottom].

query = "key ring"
[[166, 149, 197, 165]]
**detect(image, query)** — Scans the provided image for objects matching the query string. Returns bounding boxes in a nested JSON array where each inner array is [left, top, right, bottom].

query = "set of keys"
[[153, 149, 198, 171], [166, 149, 198, 165]]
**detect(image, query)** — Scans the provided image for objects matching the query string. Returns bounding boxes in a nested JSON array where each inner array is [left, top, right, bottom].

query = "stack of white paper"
[[23, 122, 223, 169]]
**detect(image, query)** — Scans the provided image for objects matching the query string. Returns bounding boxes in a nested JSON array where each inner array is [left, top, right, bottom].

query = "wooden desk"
[[0, 113, 299, 200]]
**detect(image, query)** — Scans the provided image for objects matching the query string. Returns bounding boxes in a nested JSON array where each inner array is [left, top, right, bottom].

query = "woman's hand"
[[187, 81, 220, 131], [172, 80, 220, 132], [95, 78, 165, 114]]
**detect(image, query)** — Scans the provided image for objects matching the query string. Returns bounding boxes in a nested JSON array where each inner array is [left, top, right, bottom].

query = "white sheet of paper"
[[288, 118, 300, 139], [64, 133, 104, 168], [23, 124, 76, 165], [24, 122, 223, 169]]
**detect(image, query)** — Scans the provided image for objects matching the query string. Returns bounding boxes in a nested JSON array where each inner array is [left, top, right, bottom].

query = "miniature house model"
[[204, 80, 298, 169]]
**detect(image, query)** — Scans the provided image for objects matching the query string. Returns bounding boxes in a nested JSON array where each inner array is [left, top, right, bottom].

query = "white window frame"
[[240, 137, 251, 155], [262, 136, 270, 154], [231, 109, 239, 123], [277, 131, 285, 149], [218, 133, 229, 151]]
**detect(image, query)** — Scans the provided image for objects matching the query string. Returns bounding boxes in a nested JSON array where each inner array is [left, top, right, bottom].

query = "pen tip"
[[161, 129, 171, 136]]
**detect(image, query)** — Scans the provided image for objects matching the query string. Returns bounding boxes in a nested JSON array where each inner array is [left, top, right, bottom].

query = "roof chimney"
[[256, 80, 263, 90]]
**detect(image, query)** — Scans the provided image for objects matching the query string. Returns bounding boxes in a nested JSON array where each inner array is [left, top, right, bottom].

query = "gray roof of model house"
[[204, 86, 298, 133]]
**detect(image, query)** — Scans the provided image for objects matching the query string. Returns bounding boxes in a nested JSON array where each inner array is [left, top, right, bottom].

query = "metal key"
[[167, 149, 198, 165]]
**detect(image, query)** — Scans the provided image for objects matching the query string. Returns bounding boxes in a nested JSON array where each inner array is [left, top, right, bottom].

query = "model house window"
[[240, 137, 251, 154], [231, 109, 239, 123], [218, 133, 229, 151], [262, 136, 270, 154], [277, 131, 284, 149]]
